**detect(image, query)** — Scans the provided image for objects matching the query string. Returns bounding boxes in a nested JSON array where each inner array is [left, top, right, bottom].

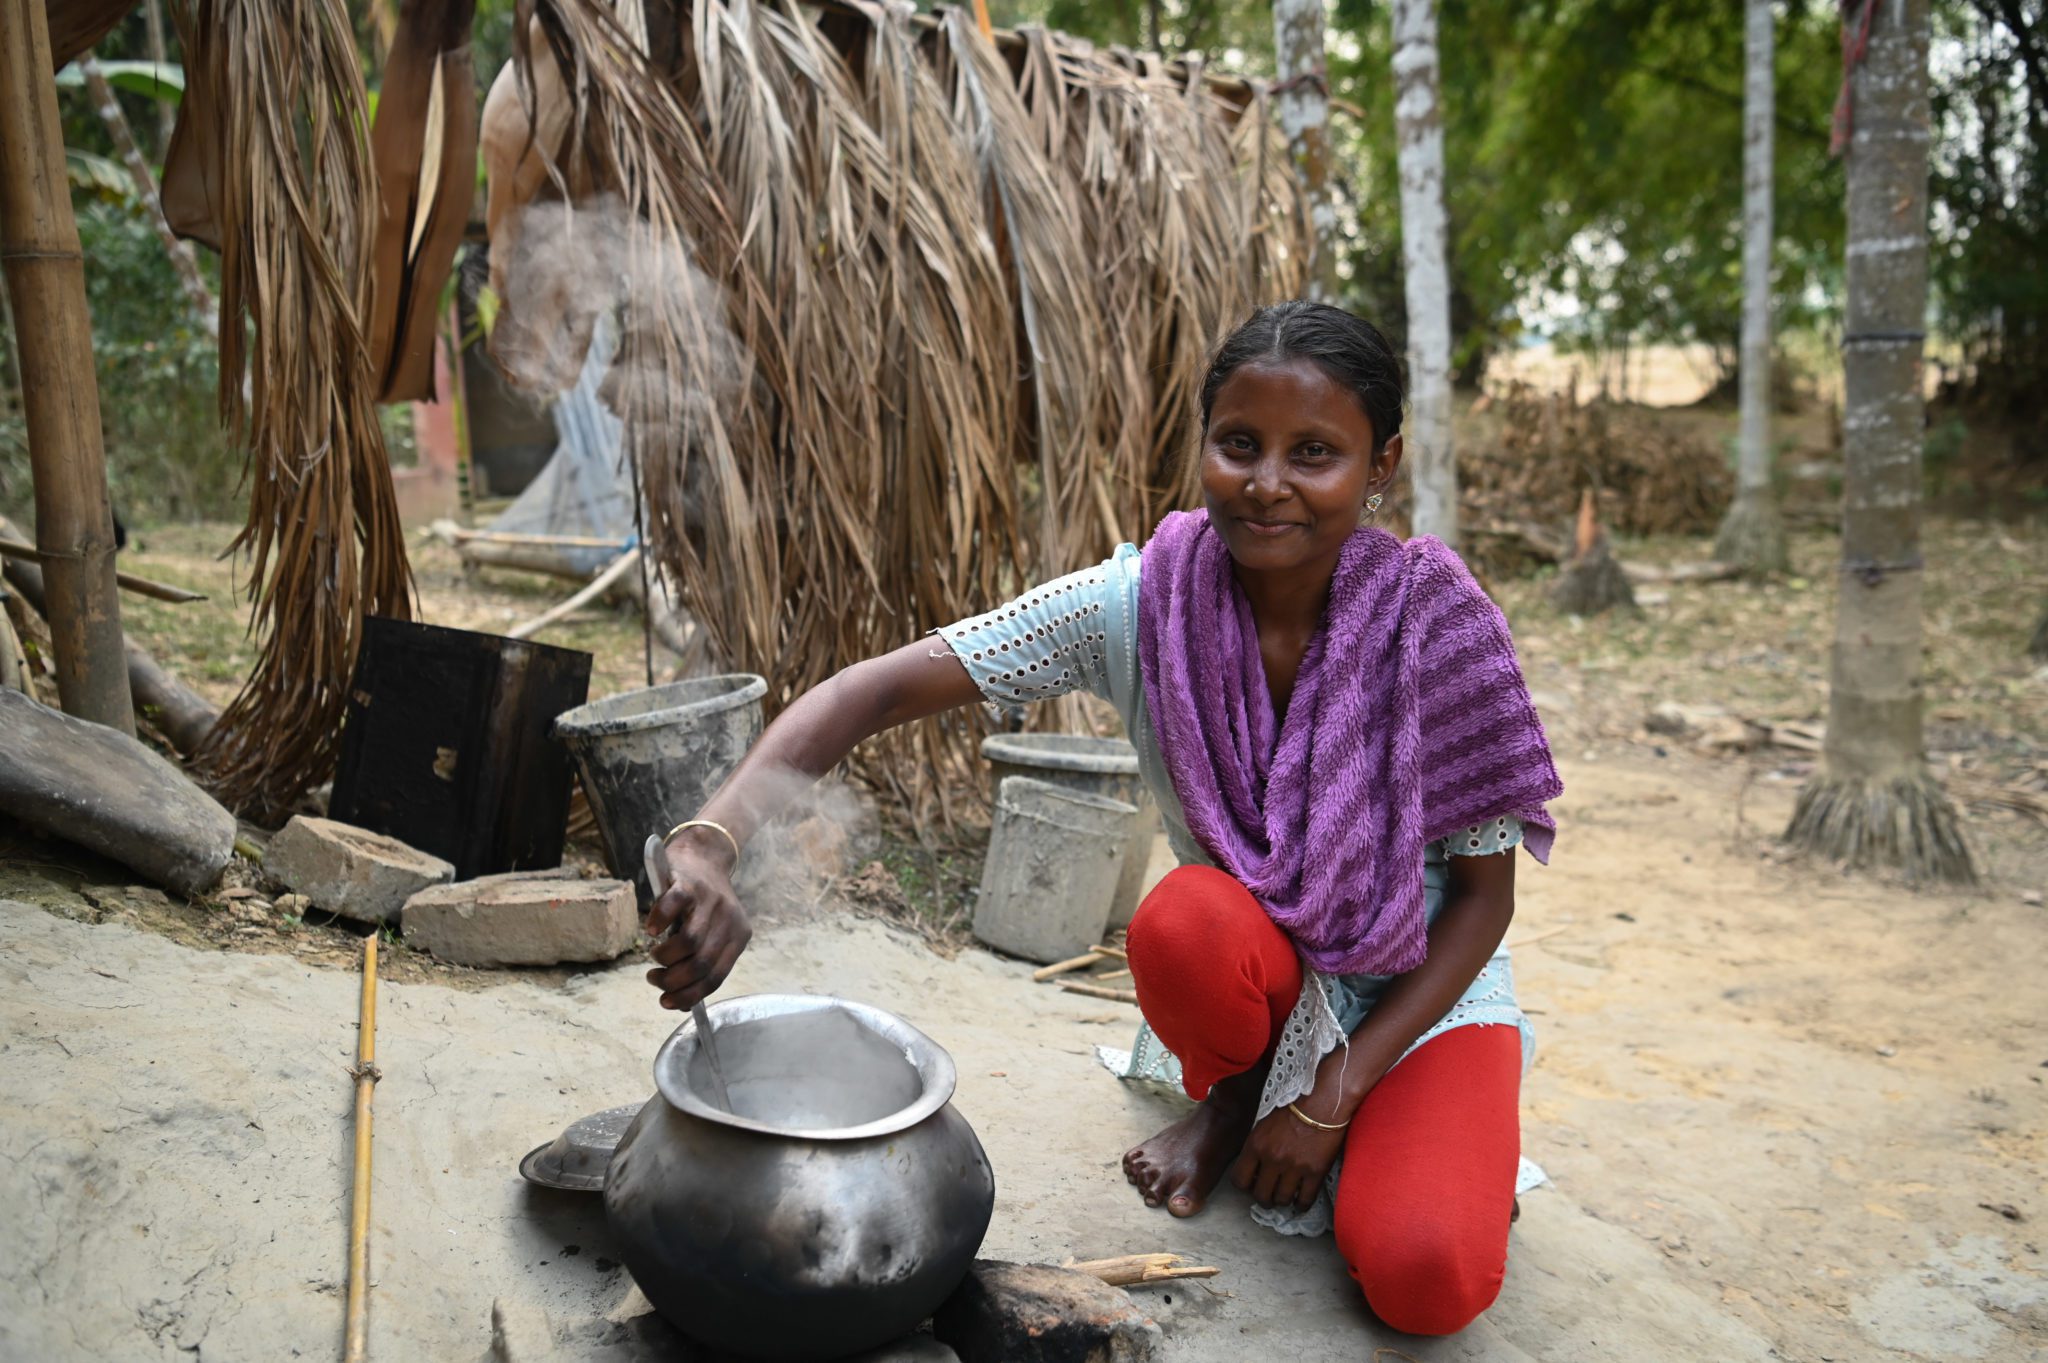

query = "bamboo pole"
[[343, 934, 382, 1363], [0, 0, 134, 734]]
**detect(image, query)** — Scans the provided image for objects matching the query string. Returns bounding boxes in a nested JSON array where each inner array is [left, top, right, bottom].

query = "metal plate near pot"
[[517, 1102, 645, 1192]]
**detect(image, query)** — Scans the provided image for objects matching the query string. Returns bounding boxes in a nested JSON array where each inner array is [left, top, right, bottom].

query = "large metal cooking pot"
[[604, 995, 996, 1361]]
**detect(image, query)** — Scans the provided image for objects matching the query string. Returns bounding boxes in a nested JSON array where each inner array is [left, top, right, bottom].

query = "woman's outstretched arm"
[[643, 638, 983, 1009]]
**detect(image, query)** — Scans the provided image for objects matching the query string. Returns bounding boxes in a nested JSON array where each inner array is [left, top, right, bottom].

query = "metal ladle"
[[643, 833, 734, 1112]]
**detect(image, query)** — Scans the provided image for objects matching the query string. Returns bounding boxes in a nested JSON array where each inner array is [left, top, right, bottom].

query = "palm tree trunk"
[[1786, 0, 1972, 883], [1392, 0, 1457, 546], [1272, 0, 1342, 302], [1715, 0, 1789, 575]]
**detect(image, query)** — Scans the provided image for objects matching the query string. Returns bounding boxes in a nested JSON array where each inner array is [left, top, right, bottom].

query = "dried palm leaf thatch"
[[498, 0, 1308, 818], [170, 0, 414, 819], [786, 2, 1025, 812], [688, 0, 892, 698], [1014, 32, 1305, 541], [938, 9, 1107, 580], [1231, 81, 1309, 316], [511, 0, 788, 683], [366, 0, 480, 402]]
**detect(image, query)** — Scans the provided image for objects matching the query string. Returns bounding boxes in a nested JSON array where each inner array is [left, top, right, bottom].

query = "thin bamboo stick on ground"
[[1061, 981, 1139, 1005], [343, 935, 382, 1363]]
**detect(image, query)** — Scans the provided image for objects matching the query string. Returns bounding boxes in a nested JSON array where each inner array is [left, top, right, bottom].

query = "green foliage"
[[0, 198, 235, 527], [1929, 0, 2046, 411], [998, 0, 2039, 405], [53, 59, 185, 102], [1325, 0, 1847, 375]]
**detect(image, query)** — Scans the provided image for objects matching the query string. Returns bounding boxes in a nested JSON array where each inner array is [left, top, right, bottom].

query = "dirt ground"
[[2, 745, 2044, 1362], [4, 443, 2046, 1358]]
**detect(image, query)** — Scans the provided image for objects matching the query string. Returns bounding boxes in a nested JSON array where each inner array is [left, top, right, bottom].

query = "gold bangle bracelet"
[[663, 819, 741, 864], [1285, 1101, 1350, 1132]]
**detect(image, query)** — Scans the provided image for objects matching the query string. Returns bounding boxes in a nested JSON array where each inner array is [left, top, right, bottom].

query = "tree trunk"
[[142, 0, 175, 154], [1714, 0, 1790, 576], [1272, 0, 1342, 302], [0, 0, 134, 734], [1786, 0, 1972, 883], [1393, 0, 1457, 546], [80, 57, 218, 339]]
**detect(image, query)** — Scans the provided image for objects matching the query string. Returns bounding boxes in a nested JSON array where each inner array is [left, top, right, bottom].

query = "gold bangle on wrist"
[[1285, 1101, 1349, 1132], [663, 819, 741, 864]]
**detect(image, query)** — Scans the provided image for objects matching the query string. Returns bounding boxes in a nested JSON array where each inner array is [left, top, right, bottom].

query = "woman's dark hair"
[[1198, 301, 1405, 451]]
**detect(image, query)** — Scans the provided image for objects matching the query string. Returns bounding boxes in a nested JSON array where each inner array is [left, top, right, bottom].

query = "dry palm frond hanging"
[[168, 0, 414, 818], [497, 0, 1306, 813], [366, 0, 480, 401]]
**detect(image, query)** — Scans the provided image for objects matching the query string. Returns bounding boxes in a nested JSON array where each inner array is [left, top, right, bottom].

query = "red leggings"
[[1127, 865, 1521, 1337]]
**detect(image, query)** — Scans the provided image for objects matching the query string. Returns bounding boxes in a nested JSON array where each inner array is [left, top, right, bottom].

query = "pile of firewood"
[[1462, 382, 1732, 577]]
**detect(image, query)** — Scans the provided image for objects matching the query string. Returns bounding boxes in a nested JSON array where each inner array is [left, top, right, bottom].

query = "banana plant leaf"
[[56, 59, 184, 102]]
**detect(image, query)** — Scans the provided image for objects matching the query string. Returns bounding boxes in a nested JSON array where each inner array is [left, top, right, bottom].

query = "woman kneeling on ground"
[[645, 301, 1563, 1338]]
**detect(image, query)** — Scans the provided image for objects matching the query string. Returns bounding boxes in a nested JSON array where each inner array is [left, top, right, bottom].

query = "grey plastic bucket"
[[973, 777, 1139, 964], [554, 675, 767, 906], [981, 733, 1160, 929]]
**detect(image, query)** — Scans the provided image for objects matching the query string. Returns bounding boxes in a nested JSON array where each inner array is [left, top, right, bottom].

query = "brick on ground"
[[263, 815, 453, 925], [403, 875, 636, 968]]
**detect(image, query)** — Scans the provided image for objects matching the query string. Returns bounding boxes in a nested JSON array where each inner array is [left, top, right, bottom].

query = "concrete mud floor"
[[2, 753, 2044, 1361]]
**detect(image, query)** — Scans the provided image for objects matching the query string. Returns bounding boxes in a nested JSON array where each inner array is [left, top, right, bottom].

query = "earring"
[[1366, 493, 1384, 513]]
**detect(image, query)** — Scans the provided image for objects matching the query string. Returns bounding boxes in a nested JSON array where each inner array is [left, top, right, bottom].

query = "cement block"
[[403, 876, 637, 967], [933, 1261, 1158, 1363], [0, 687, 235, 897], [263, 815, 453, 925], [973, 778, 1136, 965]]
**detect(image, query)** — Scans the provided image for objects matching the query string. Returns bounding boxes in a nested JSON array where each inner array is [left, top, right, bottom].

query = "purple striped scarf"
[[1138, 510, 1561, 976]]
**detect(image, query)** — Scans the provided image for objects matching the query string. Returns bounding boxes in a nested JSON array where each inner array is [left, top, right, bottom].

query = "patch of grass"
[[869, 827, 987, 946]]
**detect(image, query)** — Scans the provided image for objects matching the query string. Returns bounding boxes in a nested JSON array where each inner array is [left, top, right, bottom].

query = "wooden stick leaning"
[[506, 548, 640, 640], [343, 934, 381, 1363], [0, 538, 207, 602]]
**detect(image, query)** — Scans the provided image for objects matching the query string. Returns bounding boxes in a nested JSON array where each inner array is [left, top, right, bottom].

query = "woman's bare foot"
[[1122, 1071, 1261, 1218]]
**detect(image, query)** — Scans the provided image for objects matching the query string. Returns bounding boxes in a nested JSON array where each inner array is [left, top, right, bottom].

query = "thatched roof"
[[79, 0, 1302, 817], [491, 0, 1306, 813]]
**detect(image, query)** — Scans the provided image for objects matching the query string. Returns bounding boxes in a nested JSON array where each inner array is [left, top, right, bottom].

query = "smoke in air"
[[490, 193, 742, 418]]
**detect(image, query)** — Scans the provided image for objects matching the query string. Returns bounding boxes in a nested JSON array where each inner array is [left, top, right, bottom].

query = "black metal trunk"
[[330, 617, 592, 879]]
